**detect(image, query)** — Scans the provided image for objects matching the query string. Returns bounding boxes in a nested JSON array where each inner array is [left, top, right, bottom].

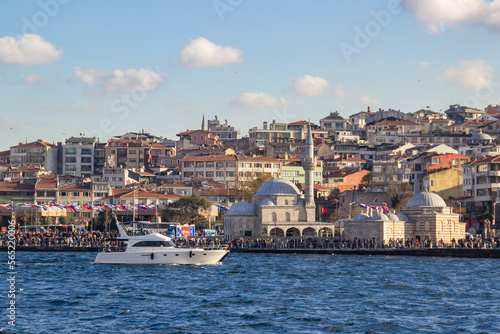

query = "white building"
[[62, 137, 96, 178]]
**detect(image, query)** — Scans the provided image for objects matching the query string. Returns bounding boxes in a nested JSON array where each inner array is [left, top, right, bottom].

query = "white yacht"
[[94, 222, 229, 265]]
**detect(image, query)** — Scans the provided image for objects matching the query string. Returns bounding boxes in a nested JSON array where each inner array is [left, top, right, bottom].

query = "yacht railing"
[[98, 245, 127, 253]]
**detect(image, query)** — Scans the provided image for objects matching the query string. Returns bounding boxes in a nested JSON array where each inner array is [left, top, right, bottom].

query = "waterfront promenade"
[[2, 231, 500, 258]]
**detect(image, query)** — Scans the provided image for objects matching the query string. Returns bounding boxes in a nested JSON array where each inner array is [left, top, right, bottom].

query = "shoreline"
[[2, 246, 500, 258]]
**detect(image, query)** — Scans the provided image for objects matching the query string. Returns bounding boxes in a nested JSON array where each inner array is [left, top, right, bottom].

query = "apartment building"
[[62, 137, 96, 178], [10, 140, 58, 174], [181, 155, 281, 188]]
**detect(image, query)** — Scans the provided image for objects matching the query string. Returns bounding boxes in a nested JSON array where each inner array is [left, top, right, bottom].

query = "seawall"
[[229, 248, 500, 258]]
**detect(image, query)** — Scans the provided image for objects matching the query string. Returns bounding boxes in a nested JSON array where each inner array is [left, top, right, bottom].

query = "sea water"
[[1, 252, 499, 333]]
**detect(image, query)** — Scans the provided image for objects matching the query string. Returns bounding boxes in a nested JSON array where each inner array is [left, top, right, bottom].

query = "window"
[[129, 150, 137, 154], [65, 149, 76, 155], [65, 165, 76, 171], [206, 162, 214, 168], [132, 241, 174, 247], [216, 171, 224, 177], [265, 163, 272, 168], [184, 162, 193, 168], [196, 162, 204, 168], [227, 162, 236, 168], [129, 158, 136, 163], [226, 171, 235, 177], [81, 157, 92, 163], [254, 163, 262, 168], [196, 172, 204, 177], [216, 162, 223, 168], [117, 149, 127, 154], [206, 171, 214, 178], [65, 157, 76, 163], [81, 149, 92, 155]]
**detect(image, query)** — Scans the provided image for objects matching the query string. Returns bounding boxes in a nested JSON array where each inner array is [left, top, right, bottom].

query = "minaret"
[[201, 114, 206, 131], [302, 123, 316, 208]]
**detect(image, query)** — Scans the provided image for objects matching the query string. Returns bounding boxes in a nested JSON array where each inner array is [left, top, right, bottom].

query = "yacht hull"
[[94, 248, 229, 265]]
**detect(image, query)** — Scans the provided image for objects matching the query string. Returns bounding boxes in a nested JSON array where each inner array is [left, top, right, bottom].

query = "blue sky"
[[1, 0, 500, 149]]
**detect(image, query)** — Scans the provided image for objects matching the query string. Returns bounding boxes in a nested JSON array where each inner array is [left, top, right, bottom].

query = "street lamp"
[[349, 202, 356, 218]]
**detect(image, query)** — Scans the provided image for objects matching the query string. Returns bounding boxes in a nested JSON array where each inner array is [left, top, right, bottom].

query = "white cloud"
[[404, 0, 500, 33], [335, 84, 382, 106], [20, 73, 42, 86], [334, 83, 347, 98], [230, 92, 290, 110], [420, 61, 430, 69], [180, 37, 243, 67], [73, 66, 164, 93], [437, 59, 494, 89], [290, 75, 329, 96], [0, 34, 63, 66]]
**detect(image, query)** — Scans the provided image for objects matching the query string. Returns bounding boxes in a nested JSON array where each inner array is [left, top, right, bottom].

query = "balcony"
[[489, 170, 500, 177]]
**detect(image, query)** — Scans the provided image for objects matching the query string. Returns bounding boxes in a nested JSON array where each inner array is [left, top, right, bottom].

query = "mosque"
[[342, 191, 467, 244], [224, 125, 336, 240]]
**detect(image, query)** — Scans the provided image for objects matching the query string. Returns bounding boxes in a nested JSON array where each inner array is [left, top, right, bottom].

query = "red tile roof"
[[0, 181, 35, 191]]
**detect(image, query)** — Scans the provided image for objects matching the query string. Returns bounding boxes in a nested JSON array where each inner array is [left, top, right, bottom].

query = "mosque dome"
[[387, 213, 400, 221], [470, 132, 492, 141], [467, 132, 493, 145], [353, 213, 369, 221], [370, 212, 390, 221], [260, 198, 275, 206], [396, 212, 409, 222], [255, 178, 301, 197], [225, 201, 256, 216], [405, 191, 447, 208]]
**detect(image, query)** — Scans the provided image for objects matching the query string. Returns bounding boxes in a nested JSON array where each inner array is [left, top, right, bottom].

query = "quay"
[[230, 247, 500, 258], [2, 244, 500, 258]]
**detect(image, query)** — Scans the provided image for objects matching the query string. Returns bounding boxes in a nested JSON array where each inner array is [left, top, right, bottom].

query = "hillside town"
[[1, 104, 500, 242]]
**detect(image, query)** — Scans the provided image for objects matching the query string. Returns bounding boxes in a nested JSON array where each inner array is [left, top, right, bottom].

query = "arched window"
[[272, 212, 277, 222], [285, 199, 289, 205], [285, 212, 291, 222]]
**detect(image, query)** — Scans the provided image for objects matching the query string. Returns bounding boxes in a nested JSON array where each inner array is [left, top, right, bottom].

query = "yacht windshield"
[[120, 222, 159, 237], [131, 240, 175, 247]]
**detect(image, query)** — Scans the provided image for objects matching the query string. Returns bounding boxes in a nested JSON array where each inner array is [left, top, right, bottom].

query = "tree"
[[390, 191, 414, 211], [361, 172, 373, 188], [329, 187, 340, 198], [58, 216, 67, 225], [235, 173, 273, 202], [162, 195, 212, 229], [94, 210, 117, 232], [401, 183, 413, 192], [326, 207, 349, 222]]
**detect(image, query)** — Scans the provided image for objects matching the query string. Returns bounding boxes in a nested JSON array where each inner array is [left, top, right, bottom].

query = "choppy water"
[[1, 252, 500, 333]]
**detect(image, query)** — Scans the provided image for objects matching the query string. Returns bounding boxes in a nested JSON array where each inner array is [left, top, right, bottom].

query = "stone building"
[[342, 191, 465, 244]]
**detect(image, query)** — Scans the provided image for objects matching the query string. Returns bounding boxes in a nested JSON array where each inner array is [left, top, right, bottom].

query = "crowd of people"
[[0, 228, 227, 249], [230, 236, 500, 250], [2, 229, 500, 251], [0, 229, 119, 248]]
